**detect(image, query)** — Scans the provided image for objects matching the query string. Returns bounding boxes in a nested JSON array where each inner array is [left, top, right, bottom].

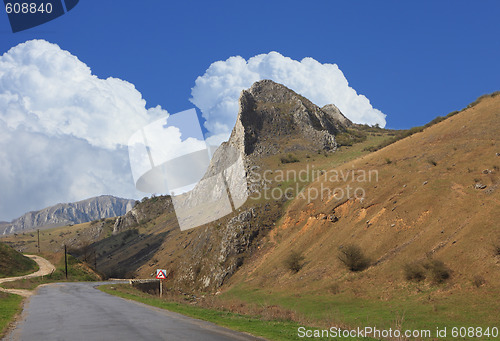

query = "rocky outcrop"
[[113, 196, 174, 235], [95, 81, 351, 290], [1, 195, 135, 235], [321, 103, 352, 127], [226, 80, 350, 158], [170, 200, 283, 291]]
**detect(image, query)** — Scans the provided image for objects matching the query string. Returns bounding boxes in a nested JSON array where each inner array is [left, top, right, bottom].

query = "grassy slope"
[[0, 130, 396, 281], [0, 242, 38, 278], [222, 95, 500, 338]]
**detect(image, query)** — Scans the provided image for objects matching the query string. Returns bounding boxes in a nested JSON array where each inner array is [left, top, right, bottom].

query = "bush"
[[472, 275, 486, 288], [338, 244, 370, 272], [424, 259, 451, 284], [363, 146, 378, 153], [335, 129, 367, 147], [403, 262, 426, 282], [280, 154, 300, 164], [285, 250, 305, 273], [403, 258, 451, 284]]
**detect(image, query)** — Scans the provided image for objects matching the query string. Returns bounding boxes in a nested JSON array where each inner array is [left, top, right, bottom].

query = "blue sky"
[[0, 0, 499, 221], [1, 1, 498, 129]]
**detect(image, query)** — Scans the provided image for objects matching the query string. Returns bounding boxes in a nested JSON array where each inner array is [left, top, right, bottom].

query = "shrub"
[[403, 262, 426, 282], [385, 158, 392, 164], [472, 275, 486, 288], [338, 244, 370, 272], [428, 159, 438, 166], [363, 146, 378, 153], [328, 283, 340, 294], [424, 259, 451, 284], [285, 250, 305, 273], [280, 153, 300, 164], [335, 129, 367, 147], [403, 259, 451, 284]]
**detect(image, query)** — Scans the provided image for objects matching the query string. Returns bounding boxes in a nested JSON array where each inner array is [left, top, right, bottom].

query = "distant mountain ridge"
[[1, 195, 136, 235]]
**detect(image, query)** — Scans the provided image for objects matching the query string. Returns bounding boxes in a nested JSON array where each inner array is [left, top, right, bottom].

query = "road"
[[4, 282, 263, 341], [0, 255, 56, 297]]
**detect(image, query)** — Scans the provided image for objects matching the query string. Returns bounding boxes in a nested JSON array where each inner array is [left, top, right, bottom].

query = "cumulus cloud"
[[0, 40, 166, 221], [0, 43, 387, 222], [190, 52, 386, 141]]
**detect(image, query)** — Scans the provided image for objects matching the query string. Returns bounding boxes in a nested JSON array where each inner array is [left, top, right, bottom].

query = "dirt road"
[[0, 255, 55, 297]]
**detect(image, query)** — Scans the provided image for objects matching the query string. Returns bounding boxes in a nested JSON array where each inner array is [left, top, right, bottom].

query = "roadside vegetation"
[[0, 292, 24, 338], [218, 283, 500, 341], [99, 284, 376, 341]]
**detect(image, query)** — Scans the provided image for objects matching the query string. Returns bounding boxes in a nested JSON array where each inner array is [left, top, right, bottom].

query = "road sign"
[[156, 269, 167, 279]]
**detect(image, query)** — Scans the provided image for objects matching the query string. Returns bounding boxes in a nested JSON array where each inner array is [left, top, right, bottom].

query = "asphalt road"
[[4, 282, 263, 341]]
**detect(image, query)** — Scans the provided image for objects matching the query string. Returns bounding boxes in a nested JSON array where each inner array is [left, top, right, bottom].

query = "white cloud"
[[0, 39, 165, 150], [0, 43, 387, 222], [0, 40, 166, 221], [190, 51, 386, 140]]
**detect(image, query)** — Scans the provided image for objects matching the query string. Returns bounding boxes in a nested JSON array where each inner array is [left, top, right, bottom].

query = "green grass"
[[221, 283, 500, 341], [0, 292, 23, 338], [0, 243, 38, 278], [1, 254, 99, 290], [99, 284, 376, 340]]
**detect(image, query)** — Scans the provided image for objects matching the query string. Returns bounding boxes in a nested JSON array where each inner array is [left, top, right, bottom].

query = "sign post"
[[156, 269, 167, 298]]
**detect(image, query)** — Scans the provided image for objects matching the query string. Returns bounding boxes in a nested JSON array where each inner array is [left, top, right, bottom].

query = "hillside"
[[219, 92, 500, 331], [230, 92, 500, 288], [0, 242, 38, 278], [0, 81, 393, 285], [4, 85, 498, 301], [1, 195, 136, 236], [2, 85, 499, 335]]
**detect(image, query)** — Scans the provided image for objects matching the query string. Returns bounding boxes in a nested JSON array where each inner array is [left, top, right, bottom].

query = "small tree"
[[338, 244, 370, 272], [285, 250, 305, 273]]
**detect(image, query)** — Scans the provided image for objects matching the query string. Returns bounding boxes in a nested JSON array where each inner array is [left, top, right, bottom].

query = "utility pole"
[[64, 244, 68, 279], [37, 229, 40, 253]]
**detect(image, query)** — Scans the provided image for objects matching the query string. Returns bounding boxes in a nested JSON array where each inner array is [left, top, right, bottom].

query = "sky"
[[0, 0, 499, 221]]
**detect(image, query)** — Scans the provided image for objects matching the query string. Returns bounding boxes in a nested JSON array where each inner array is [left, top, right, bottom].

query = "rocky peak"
[[227, 79, 350, 158]]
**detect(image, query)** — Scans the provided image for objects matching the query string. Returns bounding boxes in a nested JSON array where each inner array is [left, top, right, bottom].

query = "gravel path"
[[0, 255, 56, 297]]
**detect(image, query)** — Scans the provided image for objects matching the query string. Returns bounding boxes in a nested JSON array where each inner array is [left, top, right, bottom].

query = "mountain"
[[2, 86, 498, 332], [1, 195, 136, 235], [94, 80, 352, 280], [229, 92, 500, 295], [225, 79, 351, 158]]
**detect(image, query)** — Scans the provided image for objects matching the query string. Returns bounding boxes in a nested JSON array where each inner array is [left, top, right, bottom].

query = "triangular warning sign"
[[156, 270, 166, 279]]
